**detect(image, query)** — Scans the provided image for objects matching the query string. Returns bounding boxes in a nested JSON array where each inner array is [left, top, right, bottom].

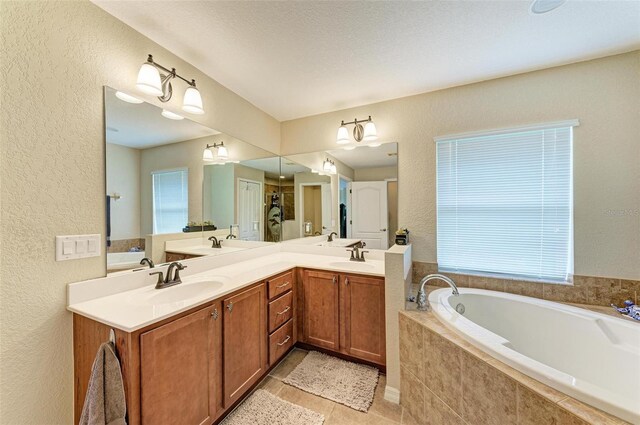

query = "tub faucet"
[[327, 232, 338, 242], [140, 257, 154, 268], [208, 236, 222, 248], [416, 274, 459, 311]]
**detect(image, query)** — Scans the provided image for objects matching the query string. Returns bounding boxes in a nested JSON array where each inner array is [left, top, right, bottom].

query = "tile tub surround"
[[107, 238, 145, 253], [412, 261, 639, 307], [398, 311, 630, 425]]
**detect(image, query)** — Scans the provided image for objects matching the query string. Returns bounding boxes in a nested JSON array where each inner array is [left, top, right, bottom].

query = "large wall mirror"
[[104, 86, 279, 273], [281, 143, 398, 249]]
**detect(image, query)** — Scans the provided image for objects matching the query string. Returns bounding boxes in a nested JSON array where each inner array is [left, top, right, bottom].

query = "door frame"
[[298, 182, 324, 237], [236, 177, 263, 241]]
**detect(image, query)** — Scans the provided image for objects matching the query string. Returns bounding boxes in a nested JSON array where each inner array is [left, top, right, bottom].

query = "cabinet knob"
[[332, 276, 337, 284], [227, 302, 233, 313], [345, 278, 350, 286], [211, 309, 219, 320]]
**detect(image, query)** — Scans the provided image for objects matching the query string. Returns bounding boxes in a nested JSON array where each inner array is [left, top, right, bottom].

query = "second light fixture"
[[337, 116, 378, 145]]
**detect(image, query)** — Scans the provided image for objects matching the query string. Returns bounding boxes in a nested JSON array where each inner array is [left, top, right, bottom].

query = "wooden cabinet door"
[[140, 304, 220, 425], [341, 273, 386, 365], [302, 269, 340, 351], [223, 283, 267, 408]]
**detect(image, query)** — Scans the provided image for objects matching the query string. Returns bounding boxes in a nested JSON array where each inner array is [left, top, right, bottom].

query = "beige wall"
[[354, 166, 398, 182], [106, 143, 141, 239], [282, 51, 640, 280], [0, 2, 280, 424]]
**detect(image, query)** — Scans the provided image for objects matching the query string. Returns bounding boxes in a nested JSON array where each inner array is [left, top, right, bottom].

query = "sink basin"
[[143, 280, 224, 305], [328, 261, 376, 270]]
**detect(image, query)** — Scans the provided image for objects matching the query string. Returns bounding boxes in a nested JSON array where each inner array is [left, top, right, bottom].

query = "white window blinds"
[[152, 169, 188, 234], [436, 121, 576, 282]]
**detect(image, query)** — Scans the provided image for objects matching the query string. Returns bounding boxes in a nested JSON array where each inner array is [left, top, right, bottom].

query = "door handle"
[[276, 281, 290, 289], [380, 228, 387, 232]]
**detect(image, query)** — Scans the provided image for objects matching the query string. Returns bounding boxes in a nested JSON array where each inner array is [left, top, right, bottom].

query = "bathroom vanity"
[[69, 247, 387, 425]]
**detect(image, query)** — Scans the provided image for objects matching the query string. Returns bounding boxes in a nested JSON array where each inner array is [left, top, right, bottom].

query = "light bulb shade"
[[363, 121, 378, 141], [182, 86, 204, 114], [336, 125, 350, 144], [161, 109, 184, 120], [115, 91, 143, 104], [136, 62, 163, 96], [217, 145, 229, 160], [323, 160, 332, 172], [203, 148, 215, 161], [330, 163, 337, 174]]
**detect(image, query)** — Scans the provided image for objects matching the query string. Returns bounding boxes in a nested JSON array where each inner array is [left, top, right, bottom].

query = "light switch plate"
[[56, 234, 101, 261]]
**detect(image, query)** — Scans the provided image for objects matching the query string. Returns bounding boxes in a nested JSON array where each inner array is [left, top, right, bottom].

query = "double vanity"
[[68, 242, 389, 425]]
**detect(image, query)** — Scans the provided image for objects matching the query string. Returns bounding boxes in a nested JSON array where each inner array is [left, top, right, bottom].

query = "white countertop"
[[164, 246, 246, 256], [67, 251, 384, 333]]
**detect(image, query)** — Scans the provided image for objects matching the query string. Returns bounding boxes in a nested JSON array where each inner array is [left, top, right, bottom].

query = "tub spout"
[[416, 274, 459, 311]]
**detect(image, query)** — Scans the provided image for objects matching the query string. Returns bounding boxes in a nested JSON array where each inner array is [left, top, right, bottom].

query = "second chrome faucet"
[[347, 246, 369, 262]]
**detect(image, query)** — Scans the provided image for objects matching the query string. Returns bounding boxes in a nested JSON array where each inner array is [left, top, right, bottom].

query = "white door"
[[237, 179, 262, 241], [321, 183, 332, 234], [349, 181, 388, 249]]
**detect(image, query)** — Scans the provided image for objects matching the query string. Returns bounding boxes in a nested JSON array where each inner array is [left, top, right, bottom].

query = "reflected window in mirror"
[[152, 168, 188, 234]]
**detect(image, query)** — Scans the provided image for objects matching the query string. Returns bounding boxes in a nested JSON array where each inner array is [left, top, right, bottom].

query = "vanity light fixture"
[[161, 109, 184, 120], [323, 158, 337, 175], [136, 54, 204, 115], [115, 91, 143, 104], [336, 116, 378, 145], [203, 142, 228, 162]]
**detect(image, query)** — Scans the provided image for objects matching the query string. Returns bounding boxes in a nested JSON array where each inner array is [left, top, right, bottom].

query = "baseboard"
[[384, 385, 400, 404]]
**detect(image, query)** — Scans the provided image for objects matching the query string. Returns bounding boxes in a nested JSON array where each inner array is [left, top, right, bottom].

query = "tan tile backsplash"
[[399, 310, 630, 425], [412, 261, 639, 307], [107, 238, 145, 253]]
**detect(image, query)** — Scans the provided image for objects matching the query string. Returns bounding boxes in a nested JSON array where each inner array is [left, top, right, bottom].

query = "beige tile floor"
[[250, 348, 415, 425]]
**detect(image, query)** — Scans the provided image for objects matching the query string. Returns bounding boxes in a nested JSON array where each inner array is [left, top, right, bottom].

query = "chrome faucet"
[[208, 236, 222, 248], [327, 232, 338, 242], [416, 274, 459, 311], [140, 257, 154, 268], [150, 262, 187, 289], [347, 246, 369, 262]]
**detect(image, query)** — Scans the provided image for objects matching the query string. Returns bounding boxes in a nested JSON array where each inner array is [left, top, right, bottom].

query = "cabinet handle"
[[277, 335, 291, 346], [211, 309, 219, 320], [227, 302, 233, 313], [345, 278, 349, 286], [276, 306, 291, 316], [276, 281, 290, 289], [332, 276, 337, 284]]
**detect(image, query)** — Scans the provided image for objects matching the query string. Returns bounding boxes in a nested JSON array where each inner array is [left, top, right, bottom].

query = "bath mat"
[[282, 351, 379, 412], [221, 389, 324, 425]]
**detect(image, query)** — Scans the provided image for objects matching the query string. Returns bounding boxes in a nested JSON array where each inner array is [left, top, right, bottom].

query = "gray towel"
[[80, 342, 127, 425]]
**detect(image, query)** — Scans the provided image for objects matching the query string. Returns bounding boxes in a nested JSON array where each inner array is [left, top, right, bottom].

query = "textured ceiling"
[[93, 1, 640, 121]]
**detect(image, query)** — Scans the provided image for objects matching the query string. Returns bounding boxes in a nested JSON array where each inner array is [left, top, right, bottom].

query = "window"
[[436, 121, 577, 282], [152, 168, 188, 234]]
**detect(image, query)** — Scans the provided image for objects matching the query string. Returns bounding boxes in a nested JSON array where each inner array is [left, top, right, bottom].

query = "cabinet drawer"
[[269, 319, 293, 365], [267, 271, 293, 300], [268, 291, 293, 333]]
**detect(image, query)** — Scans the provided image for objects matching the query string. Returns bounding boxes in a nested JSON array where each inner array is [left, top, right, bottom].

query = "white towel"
[[79, 342, 127, 425]]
